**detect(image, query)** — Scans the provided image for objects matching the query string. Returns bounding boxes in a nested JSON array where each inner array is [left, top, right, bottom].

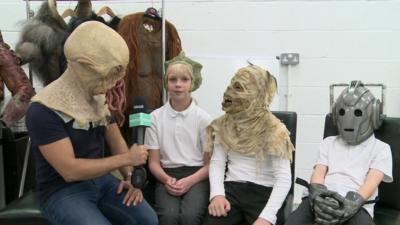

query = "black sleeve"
[[25, 103, 69, 146]]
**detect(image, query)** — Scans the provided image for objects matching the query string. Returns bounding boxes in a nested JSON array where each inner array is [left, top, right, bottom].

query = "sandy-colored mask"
[[32, 21, 129, 128], [222, 65, 277, 114], [206, 65, 293, 161]]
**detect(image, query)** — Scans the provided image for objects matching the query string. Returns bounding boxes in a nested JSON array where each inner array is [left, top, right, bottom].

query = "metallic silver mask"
[[333, 81, 383, 145]]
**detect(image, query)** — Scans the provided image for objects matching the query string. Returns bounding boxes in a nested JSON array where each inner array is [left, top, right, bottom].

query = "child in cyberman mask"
[[284, 81, 393, 225], [204, 65, 294, 225]]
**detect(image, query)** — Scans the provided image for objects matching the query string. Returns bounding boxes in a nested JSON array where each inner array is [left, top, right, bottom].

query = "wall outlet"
[[280, 53, 300, 66]]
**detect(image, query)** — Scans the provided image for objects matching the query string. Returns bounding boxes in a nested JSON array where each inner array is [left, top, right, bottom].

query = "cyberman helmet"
[[332, 81, 384, 145]]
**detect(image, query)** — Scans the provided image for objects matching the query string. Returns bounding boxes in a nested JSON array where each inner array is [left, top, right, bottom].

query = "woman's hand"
[[128, 144, 148, 166], [117, 180, 143, 206]]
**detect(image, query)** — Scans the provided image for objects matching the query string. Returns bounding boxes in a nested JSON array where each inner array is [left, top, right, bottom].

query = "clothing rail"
[[23, 0, 167, 102]]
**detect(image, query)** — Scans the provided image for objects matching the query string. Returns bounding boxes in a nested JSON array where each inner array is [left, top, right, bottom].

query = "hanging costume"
[[16, 0, 125, 126], [15, 0, 67, 86], [117, 8, 182, 141], [0, 30, 35, 126]]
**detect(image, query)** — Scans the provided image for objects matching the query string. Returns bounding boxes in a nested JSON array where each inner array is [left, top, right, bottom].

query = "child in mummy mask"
[[204, 65, 294, 225]]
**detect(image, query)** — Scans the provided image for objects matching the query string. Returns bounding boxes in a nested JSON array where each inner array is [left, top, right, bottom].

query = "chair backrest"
[[272, 111, 297, 194], [323, 113, 400, 210]]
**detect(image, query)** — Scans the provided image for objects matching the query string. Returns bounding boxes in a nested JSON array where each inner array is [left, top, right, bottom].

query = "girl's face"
[[166, 64, 192, 101]]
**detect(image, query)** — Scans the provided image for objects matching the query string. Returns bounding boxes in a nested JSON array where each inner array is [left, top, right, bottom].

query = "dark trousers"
[[284, 198, 374, 225], [155, 166, 209, 225], [203, 181, 277, 225]]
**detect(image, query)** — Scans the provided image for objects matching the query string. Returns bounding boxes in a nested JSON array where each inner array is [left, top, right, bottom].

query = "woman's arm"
[[104, 123, 134, 179], [39, 132, 148, 182]]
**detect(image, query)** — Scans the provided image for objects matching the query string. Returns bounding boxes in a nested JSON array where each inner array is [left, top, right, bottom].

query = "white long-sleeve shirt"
[[209, 144, 291, 224]]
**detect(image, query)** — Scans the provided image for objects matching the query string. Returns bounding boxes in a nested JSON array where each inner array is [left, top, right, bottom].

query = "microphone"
[[129, 96, 152, 189]]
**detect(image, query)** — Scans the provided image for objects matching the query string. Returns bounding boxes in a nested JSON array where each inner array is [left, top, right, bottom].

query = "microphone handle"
[[136, 126, 145, 145], [132, 126, 147, 189]]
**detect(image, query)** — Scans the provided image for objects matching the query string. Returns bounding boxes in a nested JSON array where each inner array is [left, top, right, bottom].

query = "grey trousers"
[[284, 198, 374, 225], [155, 166, 209, 225]]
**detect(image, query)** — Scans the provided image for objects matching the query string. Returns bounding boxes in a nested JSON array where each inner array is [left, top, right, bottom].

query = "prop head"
[[333, 81, 383, 145]]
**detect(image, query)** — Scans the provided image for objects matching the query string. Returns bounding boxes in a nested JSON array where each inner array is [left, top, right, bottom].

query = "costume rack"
[[24, 0, 168, 103]]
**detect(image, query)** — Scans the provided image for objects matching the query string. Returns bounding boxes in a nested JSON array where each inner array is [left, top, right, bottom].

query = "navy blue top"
[[25, 102, 105, 205]]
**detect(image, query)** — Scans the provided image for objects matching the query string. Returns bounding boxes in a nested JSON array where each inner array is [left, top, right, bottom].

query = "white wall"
[[1, 0, 399, 205]]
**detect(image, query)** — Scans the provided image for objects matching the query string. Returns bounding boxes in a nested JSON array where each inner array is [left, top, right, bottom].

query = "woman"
[[25, 21, 158, 225]]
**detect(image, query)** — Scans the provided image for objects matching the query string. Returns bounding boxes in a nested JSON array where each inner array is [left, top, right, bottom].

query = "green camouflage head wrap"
[[164, 51, 202, 92]]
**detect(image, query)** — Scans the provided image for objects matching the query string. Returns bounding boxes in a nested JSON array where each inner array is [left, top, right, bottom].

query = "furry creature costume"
[[118, 8, 182, 140], [15, 0, 67, 86], [31, 21, 129, 129], [0, 30, 35, 126], [206, 65, 294, 161]]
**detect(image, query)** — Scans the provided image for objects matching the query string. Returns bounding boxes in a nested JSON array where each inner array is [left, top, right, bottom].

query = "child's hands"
[[208, 195, 231, 217], [164, 177, 195, 196], [165, 177, 180, 196], [174, 177, 195, 195], [252, 218, 272, 225]]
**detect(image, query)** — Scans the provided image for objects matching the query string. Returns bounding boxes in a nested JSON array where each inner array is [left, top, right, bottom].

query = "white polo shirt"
[[316, 134, 393, 217], [209, 144, 292, 224], [144, 101, 212, 168]]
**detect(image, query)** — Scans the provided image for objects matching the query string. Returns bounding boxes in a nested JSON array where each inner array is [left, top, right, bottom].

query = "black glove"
[[314, 195, 342, 225], [308, 183, 329, 208], [339, 191, 365, 223], [315, 191, 365, 225]]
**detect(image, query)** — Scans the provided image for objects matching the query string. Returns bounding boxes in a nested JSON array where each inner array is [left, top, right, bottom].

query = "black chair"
[[0, 136, 51, 225], [141, 111, 297, 225], [323, 113, 400, 225], [0, 111, 297, 225], [273, 111, 297, 225]]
